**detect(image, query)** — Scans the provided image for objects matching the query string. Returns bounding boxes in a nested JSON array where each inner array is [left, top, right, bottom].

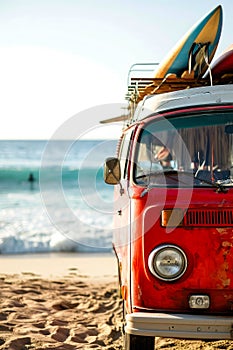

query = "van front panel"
[[128, 106, 233, 315]]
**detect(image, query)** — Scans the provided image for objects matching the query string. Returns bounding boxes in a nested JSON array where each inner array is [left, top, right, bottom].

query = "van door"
[[113, 129, 135, 312]]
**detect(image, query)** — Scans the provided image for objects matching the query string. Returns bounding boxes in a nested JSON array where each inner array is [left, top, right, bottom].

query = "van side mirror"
[[104, 157, 121, 185]]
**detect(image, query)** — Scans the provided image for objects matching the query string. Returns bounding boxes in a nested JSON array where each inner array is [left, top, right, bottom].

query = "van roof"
[[134, 84, 233, 121]]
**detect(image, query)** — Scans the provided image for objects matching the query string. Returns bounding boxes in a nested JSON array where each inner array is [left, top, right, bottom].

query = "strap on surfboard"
[[188, 42, 210, 77]]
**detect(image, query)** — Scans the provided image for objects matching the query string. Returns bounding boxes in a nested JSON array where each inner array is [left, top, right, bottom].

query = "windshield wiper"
[[194, 173, 228, 193], [137, 170, 183, 197], [136, 170, 229, 195], [171, 170, 229, 193], [135, 169, 177, 180]]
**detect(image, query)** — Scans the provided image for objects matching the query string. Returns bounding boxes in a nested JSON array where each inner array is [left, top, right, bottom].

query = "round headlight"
[[148, 244, 187, 281]]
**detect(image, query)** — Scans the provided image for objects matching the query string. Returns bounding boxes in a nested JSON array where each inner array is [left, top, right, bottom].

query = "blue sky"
[[0, 0, 232, 139]]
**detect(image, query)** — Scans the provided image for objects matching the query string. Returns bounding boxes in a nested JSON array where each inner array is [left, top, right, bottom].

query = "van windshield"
[[134, 111, 233, 188]]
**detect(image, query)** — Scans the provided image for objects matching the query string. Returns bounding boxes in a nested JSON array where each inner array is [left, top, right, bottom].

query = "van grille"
[[184, 209, 233, 227]]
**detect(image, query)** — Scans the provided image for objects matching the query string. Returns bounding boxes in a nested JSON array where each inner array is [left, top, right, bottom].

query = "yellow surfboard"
[[154, 5, 223, 79]]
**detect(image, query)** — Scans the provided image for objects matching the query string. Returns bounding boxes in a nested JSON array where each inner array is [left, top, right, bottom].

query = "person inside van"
[[136, 132, 174, 178], [154, 146, 173, 169]]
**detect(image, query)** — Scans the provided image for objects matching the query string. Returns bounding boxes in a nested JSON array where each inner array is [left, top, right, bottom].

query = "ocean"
[[0, 139, 117, 254]]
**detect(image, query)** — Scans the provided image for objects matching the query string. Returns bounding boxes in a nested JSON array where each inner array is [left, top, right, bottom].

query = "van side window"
[[119, 131, 133, 179]]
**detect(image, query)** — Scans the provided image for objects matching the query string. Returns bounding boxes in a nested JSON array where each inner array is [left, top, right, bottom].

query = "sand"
[[0, 253, 233, 350]]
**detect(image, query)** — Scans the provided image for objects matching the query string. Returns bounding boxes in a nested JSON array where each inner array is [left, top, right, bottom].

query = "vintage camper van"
[[104, 72, 233, 350]]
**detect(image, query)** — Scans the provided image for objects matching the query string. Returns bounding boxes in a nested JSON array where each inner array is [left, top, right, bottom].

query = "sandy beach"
[[0, 252, 123, 350], [0, 253, 233, 350]]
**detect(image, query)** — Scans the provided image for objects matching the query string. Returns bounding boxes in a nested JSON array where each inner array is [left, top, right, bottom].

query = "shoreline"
[[0, 251, 117, 281]]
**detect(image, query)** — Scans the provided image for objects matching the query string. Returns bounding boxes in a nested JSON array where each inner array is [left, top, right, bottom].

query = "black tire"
[[124, 332, 155, 350]]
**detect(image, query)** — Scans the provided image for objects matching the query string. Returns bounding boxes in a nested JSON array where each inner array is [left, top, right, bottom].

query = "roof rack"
[[126, 76, 209, 104], [127, 63, 159, 85], [99, 64, 233, 127], [126, 63, 233, 106]]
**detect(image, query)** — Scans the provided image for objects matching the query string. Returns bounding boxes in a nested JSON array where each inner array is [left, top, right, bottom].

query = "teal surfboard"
[[154, 5, 223, 79]]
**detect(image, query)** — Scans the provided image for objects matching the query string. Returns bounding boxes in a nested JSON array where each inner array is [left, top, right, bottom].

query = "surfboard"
[[100, 114, 128, 124], [210, 45, 233, 78], [153, 5, 223, 79]]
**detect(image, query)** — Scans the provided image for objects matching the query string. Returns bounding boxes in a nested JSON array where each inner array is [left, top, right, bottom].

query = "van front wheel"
[[124, 332, 155, 350]]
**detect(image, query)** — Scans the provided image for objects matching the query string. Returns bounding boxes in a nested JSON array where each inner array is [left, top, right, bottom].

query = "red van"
[[104, 79, 233, 350]]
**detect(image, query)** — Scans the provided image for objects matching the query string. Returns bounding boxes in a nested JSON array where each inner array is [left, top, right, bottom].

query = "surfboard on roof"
[[153, 5, 223, 79], [210, 44, 233, 79]]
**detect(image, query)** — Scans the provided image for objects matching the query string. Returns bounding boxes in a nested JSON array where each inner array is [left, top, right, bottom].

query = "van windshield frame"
[[134, 110, 233, 188]]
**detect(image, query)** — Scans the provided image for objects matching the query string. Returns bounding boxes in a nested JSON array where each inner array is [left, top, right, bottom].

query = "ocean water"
[[0, 139, 117, 254]]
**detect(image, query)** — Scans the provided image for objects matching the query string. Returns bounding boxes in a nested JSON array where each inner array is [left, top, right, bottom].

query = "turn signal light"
[[161, 209, 184, 227]]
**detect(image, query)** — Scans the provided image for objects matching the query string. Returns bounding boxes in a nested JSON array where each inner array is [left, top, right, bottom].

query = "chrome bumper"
[[125, 312, 233, 339]]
